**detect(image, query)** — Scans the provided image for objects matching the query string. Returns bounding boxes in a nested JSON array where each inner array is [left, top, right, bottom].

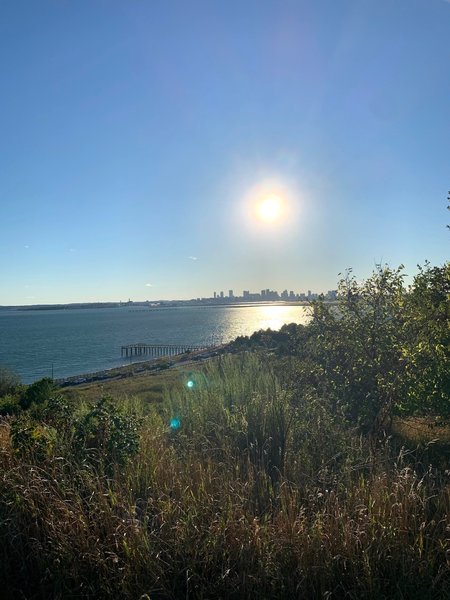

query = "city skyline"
[[1, 284, 337, 309], [1, 1, 449, 305], [211, 287, 336, 302]]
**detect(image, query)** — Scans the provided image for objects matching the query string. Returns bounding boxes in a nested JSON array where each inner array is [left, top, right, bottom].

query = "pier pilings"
[[120, 343, 207, 359]]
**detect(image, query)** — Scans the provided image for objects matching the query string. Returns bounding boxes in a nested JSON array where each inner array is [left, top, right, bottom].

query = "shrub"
[[401, 262, 450, 417], [10, 415, 58, 459], [20, 377, 57, 410], [73, 397, 140, 469], [307, 265, 407, 435], [0, 367, 21, 397], [0, 394, 21, 416]]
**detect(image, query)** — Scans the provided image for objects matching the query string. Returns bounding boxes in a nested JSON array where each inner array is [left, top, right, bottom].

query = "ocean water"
[[0, 304, 310, 383]]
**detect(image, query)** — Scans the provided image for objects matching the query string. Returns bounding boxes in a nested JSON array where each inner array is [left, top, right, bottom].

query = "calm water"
[[0, 304, 310, 383]]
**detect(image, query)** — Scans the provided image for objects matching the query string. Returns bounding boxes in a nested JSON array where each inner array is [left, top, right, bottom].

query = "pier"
[[121, 343, 209, 359]]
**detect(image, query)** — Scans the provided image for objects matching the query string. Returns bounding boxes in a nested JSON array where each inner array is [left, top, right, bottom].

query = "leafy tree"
[[0, 394, 21, 416], [73, 397, 140, 469], [401, 262, 450, 417], [20, 377, 57, 410], [309, 265, 407, 435], [0, 367, 21, 398]]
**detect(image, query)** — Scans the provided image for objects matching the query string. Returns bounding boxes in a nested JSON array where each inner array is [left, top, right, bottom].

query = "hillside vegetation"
[[0, 262, 449, 599]]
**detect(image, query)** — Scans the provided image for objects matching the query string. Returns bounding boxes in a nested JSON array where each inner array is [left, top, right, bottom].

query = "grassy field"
[[62, 364, 180, 404], [60, 353, 214, 404], [1, 352, 449, 599], [63, 355, 450, 445]]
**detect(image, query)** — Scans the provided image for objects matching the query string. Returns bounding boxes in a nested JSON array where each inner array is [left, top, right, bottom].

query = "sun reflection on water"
[[216, 304, 311, 343], [255, 305, 310, 331]]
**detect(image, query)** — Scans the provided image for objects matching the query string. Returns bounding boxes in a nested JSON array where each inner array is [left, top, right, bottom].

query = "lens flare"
[[170, 418, 181, 430]]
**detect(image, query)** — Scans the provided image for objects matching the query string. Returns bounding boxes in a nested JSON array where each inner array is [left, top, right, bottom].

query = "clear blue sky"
[[1, 0, 449, 304]]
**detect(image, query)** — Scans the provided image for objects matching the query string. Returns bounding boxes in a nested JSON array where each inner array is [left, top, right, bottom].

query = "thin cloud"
[[188, 256, 198, 261], [145, 283, 153, 287]]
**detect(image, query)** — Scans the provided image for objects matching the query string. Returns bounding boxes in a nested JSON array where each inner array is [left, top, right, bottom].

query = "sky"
[[1, 0, 449, 305]]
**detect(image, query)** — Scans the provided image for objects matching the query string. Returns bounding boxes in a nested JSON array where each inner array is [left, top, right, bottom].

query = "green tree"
[[20, 377, 57, 410], [0, 367, 21, 397], [401, 262, 450, 417], [309, 265, 407, 435], [73, 397, 140, 469]]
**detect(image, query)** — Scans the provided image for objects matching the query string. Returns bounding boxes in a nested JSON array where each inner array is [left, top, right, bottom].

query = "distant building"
[[243, 290, 250, 298], [220, 291, 224, 298], [229, 289, 234, 298], [213, 292, 217, 299]]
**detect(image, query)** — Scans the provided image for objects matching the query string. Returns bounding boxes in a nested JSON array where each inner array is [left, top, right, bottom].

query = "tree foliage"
[[73, 397, 141, 468], [309, 265, 408, 434], [0, 367, 21, 398], [19, 377, 57, 410], [401, 262, 450, 417], [231, 261, 449, 435]]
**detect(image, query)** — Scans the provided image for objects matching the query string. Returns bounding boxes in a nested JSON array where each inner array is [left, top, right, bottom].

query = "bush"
[[307, 265, 407, 435], [0, 367, 21, 397], [73, 397, 140, 469], [10, 415, 58, 459], [401, 262, 450, 417], [20, 377, 57, 410], [0, 394, 21, 416]]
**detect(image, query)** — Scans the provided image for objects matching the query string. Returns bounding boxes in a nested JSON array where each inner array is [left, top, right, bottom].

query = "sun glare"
[[257, 196, 283, 222], [240, 178, 298, 235]]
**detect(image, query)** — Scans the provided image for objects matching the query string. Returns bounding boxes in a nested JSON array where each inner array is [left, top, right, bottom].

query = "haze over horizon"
[[1, 0, 449, 305]]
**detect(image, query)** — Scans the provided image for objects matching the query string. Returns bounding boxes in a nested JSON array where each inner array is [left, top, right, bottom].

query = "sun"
[[241, 178, 297, 233], [257, 195, 283, 223]]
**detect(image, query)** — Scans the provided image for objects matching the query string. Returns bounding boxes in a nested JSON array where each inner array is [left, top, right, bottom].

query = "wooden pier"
[[121, 343, 209, 359]]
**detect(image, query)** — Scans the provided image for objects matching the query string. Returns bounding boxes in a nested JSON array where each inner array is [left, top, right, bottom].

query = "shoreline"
[[57, 345, 225, 388], [1, 300, 318, 312]]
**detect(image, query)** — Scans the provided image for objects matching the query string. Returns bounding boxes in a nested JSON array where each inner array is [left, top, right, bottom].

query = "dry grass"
[[1, 429, 448, 599], [1, 354, 449, 599], [393, 416, 450, 443], [0, 419, 11, 451]]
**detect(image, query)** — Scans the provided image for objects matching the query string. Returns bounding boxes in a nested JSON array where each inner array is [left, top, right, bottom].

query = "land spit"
[[57, 345, 224, 388]]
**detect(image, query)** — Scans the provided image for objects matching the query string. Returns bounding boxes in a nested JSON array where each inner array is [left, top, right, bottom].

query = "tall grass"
[[0, 353, 449, 599]]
